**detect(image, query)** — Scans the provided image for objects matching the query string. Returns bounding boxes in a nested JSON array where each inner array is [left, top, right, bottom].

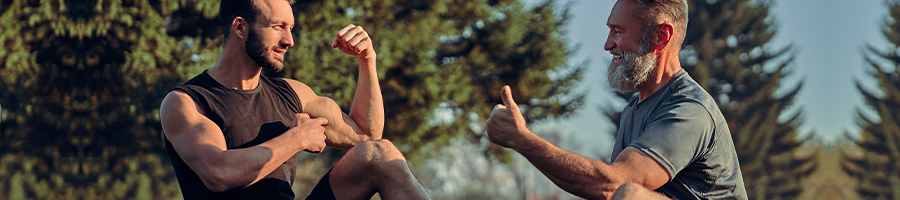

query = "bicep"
[[304, 96, 362, 148], [617, 102, 714, 189], [632, 102, 713, 176], [283, 79, 362, 147], [160, 91, 227, 167], [610, 147, 671, 190]]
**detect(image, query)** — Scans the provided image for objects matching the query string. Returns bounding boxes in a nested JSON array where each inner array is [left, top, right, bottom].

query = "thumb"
[[331, 39, 338, 48], [316, 117, 328, 126], [501, 85, 518, 110], [290, 113, 300, 127]]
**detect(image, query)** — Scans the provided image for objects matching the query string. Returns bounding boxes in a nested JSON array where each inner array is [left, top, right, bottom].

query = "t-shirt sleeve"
[[629, 101, 714, 181]]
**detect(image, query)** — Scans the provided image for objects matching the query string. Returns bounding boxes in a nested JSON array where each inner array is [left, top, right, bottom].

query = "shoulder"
[[659, 72, 719, 120], [161, 90, 203, 119], [279, 78, 315, 96]]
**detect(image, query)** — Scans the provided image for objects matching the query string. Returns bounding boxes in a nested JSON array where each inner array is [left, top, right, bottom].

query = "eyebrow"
[[608, 23, 624, 30], [268, 19, 295, 27]]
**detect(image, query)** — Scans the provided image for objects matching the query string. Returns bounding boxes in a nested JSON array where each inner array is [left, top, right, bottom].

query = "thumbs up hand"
[[486, 85, 535, 150]]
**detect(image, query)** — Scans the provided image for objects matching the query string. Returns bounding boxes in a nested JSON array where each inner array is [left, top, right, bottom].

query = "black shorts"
[[306, 169, 337, 200]]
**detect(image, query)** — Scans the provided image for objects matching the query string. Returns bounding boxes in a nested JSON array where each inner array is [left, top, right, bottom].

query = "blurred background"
[[0, 0, 896, 199]]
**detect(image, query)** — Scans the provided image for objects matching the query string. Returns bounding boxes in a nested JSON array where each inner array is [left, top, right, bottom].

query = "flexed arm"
[[286, 24, 383, 149], [334, 24, 384, 143], [160, 91, 327, 192]]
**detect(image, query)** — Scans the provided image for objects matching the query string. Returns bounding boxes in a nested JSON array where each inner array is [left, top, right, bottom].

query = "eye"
[[273, 25, 283, 31]]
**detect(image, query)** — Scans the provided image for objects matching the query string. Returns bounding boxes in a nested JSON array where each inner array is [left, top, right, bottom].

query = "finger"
[[315, 117, 328, 125], [331, 39, 338, 48], [336, 24, 355, 39], [290, 113, 301, 127], [348, 28, 367, 45], [298, 113, 311, 119], [351, 38, 369, 54], [341, 27, 361, 44], [500, 85, 518, 110], [489, 104, 506, 118]]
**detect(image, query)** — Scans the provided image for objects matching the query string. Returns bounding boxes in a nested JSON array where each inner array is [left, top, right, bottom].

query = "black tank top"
[[165, 70, 302, 199]]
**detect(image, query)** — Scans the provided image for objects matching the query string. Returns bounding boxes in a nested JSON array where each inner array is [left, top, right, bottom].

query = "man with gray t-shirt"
[[483, 0, 746, 199], [612, 69, 745, 199]]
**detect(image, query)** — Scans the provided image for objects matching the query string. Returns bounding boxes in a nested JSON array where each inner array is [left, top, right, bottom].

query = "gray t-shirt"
[[611, 70, 747, 200]]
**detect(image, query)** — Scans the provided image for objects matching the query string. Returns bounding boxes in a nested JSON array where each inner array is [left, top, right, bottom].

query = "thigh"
[[306, 169, 337, 200], [328, 142, 383, 200]]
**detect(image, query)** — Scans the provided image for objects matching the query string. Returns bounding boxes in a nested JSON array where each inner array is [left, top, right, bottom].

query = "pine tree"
[[844, 0, 900, 199], [602, 0, 814, 199], [0, 0, 582, 198], [0, 0, 217, 198]]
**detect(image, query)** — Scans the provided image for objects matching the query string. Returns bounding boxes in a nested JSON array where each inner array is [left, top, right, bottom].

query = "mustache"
[[274, 44, 288, 52], [609, 48, 623, 56]]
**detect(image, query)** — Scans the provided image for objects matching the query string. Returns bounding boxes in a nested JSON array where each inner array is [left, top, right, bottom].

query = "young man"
[[484, 0, 747, 199], [159, 0, 431, 199]]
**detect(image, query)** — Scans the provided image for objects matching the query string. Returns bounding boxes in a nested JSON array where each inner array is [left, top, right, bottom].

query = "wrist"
[[358, 55, 377, 72], [511, 130, 541, 153], [357, 50, 376, 61]]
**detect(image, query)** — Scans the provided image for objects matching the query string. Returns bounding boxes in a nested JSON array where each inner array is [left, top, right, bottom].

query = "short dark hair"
[[219, 0, 295, 41], [634, 0, 689, 48]]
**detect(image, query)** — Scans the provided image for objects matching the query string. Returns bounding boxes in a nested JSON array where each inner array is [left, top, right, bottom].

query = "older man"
[[159, 0, 431, 199], [485, 0, 747, 199]]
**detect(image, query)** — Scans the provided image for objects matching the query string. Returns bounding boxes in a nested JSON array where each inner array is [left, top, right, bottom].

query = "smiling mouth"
[[273, 49, 286, 58], [611, 54, 622, 63]]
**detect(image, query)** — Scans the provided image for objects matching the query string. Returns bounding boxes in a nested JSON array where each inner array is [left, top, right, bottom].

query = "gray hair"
[[634, 0, 689, 48]]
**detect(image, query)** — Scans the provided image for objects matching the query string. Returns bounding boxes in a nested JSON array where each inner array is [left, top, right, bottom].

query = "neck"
[[637, 49, 682, 102], [208, 43, 263, 90]]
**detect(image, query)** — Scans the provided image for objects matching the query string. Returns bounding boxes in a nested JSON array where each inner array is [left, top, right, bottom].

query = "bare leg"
[[329, 139, 431, 200], [611, 182, 671, 200]]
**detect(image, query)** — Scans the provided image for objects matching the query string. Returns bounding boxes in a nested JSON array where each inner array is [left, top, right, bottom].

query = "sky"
[[530, 0, 887, 158]]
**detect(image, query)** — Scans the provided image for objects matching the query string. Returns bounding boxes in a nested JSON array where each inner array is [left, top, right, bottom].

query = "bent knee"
[[617, 182, 642, 192], [351, 139, 405, 162], [611, 182, 650, 200]]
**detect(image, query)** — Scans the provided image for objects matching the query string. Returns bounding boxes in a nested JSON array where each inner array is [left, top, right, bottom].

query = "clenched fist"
[[331, 24, 376, 60], [289, 113, 328, 153], [486, 85, 535, 150]]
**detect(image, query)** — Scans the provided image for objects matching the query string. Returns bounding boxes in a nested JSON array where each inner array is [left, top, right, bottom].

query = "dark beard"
[[245, 28, 285, 72]]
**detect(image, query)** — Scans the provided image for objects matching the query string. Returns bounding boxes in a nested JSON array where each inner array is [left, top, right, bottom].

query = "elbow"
[[358, 120, 382, 141], [197, 164, 252, 192], [200, 172, 236, 193], [368, 119, 384, 140], [202, 178, 232, 193], [368, 128, 383, 140], [569, 172, 625, 199], [566, 183, 617, 200]]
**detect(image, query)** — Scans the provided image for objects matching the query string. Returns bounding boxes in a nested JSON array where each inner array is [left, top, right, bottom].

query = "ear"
[[231, 17, 249, 40], [653, 23, 674, 51]]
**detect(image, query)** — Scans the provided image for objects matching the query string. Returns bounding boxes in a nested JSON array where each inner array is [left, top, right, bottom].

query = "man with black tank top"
[[159, 0, 431, 199]]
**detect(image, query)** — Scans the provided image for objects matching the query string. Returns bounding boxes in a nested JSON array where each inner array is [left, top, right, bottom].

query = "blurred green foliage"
[[602, 0, 815, 199], [282, 0, 584, 164], [0, 0, 582, 199], [845, 0, 900, 199], [0, 0, 219, 198]]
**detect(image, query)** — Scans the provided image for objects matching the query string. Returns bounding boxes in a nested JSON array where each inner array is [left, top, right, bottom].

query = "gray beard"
[[607, 40, 657, 93]]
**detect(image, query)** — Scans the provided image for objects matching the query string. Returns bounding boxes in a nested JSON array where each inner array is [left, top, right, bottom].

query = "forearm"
[[516, 134, 623, 199], [201, 134, 302, 191], [349, 56, 384, 139]]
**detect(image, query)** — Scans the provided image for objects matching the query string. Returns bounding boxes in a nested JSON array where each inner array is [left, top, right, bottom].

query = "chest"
[[203, 89, 302, 149]]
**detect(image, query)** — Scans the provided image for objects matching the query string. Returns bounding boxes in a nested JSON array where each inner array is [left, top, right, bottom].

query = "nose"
[[604, 29, 615, 51], [281, 29, 294, 48]]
